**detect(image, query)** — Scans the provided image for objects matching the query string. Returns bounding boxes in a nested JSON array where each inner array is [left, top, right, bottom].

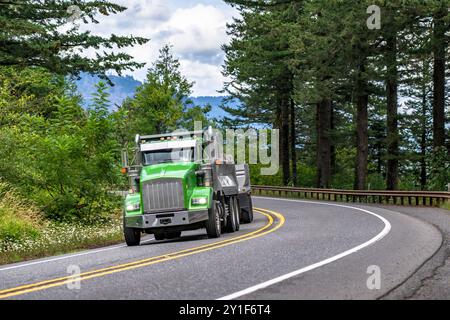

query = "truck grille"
[[142, 179, 184, 213]]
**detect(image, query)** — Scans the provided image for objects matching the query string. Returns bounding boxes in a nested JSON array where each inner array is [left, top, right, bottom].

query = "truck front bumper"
[[124, 210, 209, 229]]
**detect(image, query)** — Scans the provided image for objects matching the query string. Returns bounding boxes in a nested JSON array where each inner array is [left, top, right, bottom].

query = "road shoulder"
[[378, 206, 450, 300]]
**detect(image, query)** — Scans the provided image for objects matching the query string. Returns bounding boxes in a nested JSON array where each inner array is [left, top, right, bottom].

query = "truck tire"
[[233, 197, 240, 231], [154, 232, 165, 241], [206, 201, 221, 238], [241, 195, 254, 224], [166, 231, 181, 239], [221, 200, 229, 232], [226, 197, 237, 233], [124, 223, 141, 246]]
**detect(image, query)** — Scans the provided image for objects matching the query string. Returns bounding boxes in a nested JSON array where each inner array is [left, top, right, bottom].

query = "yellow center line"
[[0, 208, 285, 299]]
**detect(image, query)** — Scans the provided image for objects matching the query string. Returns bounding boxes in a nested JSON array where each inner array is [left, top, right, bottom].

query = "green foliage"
[[0, 182, 41, 244], [0, 67, 73, 123], [34, 82, 122, 221], [249, 164, 282, 186], [181, 104, 213, 131], [0, 0, 148, 80], [367, 173, 386, 191], [124, 45, 190, 135], [223, 0, 450, 190], [429, 147, 450, 191], [0, 210, 40, 243], [331, 147, 356, 190], [0, 69, 123, 223], [122, 45, 211, 138], [222, 2, 298, 126]]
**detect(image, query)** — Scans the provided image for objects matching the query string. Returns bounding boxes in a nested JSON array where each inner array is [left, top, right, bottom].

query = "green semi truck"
[[121, 128, 254, 246]]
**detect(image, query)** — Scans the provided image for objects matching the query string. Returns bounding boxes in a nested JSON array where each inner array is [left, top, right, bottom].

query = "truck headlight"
[[126, 203, 140, 212], [191, 198, 208, 205]]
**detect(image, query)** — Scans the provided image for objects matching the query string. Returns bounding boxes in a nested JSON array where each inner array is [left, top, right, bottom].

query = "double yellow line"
[[0, 208, 285, 299]]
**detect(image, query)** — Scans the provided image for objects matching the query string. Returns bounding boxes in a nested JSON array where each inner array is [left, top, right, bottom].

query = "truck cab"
[[122, 128, 253, 246]]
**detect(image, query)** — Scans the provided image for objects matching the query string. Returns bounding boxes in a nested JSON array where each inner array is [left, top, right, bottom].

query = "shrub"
[[0, 181, 42, 244]]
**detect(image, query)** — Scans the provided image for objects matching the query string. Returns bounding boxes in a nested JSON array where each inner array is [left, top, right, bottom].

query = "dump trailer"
[[121, 128, 253, 246]]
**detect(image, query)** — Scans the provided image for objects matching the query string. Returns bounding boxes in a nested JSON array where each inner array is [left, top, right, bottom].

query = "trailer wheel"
[[226, 197, 237, 233], [241, 195, 254, 224], [154, 232, 165, 241], [206, 201, 221, 238], [124, 223, 141, 246], [233, 197, 240, 231]]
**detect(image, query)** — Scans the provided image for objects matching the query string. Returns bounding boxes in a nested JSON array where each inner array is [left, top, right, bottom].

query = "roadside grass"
[[0, 182, 43, 247], [440, 201, 450, 211], [0, 181, 124, 265], [0, 219, 124, 265]]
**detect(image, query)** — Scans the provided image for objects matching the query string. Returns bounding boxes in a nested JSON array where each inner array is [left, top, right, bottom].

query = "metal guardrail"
[[252, 185, 450, 207]]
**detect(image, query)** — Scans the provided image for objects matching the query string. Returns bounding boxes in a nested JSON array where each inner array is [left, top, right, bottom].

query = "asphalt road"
[[0, 197, 443, 300]]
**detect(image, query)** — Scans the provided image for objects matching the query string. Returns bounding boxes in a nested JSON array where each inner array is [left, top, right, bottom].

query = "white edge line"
[[217, 196, 392, 300], [0, 237, 155, 272]]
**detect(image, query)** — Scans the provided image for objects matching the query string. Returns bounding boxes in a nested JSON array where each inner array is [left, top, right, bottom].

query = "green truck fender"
[[124, 193, 142, 216], [188, 187, 213, 211]]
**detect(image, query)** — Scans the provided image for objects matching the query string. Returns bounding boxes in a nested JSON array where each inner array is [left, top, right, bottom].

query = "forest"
[[221, 0, 449, 191], [0, 0, 449, 261]]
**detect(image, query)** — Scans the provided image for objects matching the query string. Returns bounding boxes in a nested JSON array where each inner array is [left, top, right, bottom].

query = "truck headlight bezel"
[[126, 203, 140, 212], [191, 197, 208, 205]]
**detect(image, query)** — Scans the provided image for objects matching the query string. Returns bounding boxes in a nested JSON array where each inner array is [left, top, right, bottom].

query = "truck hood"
[[140, 162, 196, 182]]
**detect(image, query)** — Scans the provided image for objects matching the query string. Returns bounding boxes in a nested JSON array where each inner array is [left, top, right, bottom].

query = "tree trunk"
[[420, 87, 427, 190], [280, 97, 290, 185], [316, 99, 332, 188], [386, 30, 399, 191], [432, 8, 447, 149], [330, 102, 336, 175], [354, 63, 369, 190], [290, 98, 298, 186]]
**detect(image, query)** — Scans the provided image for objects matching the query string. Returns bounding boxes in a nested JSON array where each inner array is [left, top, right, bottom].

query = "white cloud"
[[77, 1, 237, 96], [157, 4, 230, 59], [179, 59, 227, 96]]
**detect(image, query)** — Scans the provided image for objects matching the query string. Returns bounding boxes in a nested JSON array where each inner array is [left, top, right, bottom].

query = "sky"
[[78, 0, 238, 96]]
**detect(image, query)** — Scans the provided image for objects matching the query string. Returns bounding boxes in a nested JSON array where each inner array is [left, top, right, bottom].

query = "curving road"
[[0, 197, 443, 300]]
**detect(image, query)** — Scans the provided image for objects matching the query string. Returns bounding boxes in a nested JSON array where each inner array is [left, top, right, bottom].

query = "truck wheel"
[[233, 197, 240, 231], [124, 224, 141, 246], [226, 197, 237, 233], [154, 232, 165, 241], [206, 201, 221, 238], [221, 200, 229, 232], [166, 231, 181, 239], [241, 195, 254, 224]]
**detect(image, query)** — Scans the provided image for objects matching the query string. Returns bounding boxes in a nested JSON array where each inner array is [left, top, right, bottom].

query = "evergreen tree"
[[0, 0, 148, 80], [124, 45, 194, 137], [223, 0, 300, 185]]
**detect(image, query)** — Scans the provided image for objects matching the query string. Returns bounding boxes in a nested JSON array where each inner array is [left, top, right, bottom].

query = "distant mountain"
[[76, 73, 141, 110], [189, 96, 240, 119], [75, 74, 240, 119]]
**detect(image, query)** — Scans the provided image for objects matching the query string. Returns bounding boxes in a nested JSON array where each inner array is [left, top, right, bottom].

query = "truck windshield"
[[143, 148, 194, 166]]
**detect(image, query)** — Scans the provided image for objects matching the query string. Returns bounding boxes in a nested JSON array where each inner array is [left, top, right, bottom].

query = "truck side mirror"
[[195, 170, 205, 186], [135, 134, 140, 146], [207, 126, 213, 138], [134, 176, 140, 192]]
